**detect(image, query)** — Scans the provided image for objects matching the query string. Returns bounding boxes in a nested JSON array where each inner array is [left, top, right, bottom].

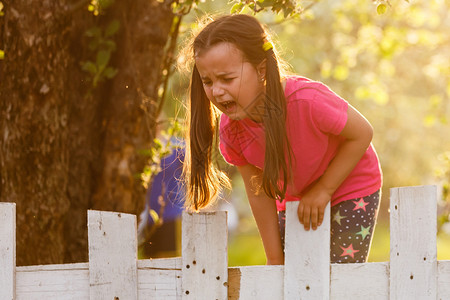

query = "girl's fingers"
[[311, 207, 318, 230], [297, 203, 304, 224], [318, 208, 324, 227], [302, 206, 311, 231]]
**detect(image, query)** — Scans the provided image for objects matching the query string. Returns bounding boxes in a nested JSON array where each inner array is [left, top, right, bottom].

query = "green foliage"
[[81, 20, 119, 87], [171, 0, 196, 15], [170, 0, 450, 263], [230, 0, 299, 17], [272, 0, 450, 187], [88, 0, 115, 16], [436, 152, 450, 231], [140, 118, 183, 190], [377, 3, 388, 15]]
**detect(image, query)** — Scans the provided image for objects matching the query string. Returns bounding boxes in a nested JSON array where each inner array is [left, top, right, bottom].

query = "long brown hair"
[[184, 14, 292, 210]]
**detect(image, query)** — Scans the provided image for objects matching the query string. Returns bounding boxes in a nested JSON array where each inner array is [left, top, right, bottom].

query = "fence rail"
[[1, 185, 449, 299]]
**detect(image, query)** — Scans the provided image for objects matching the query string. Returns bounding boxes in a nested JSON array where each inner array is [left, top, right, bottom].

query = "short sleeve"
[[311, 83, 348, 135], [219, 115, 248, 166]]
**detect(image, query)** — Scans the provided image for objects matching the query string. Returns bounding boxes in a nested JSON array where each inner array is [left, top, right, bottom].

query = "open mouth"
[[221, 101, 236, 112]]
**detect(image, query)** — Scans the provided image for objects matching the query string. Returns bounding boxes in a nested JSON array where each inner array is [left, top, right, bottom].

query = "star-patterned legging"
[[277, 190, 381, 263]]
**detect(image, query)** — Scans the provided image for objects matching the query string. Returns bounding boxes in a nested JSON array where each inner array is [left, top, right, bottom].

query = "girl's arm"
[[237, 164, 284, 265], [297, 104, 374, 231]]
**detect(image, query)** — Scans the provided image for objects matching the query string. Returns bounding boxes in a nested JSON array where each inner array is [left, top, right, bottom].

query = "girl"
[[183, 14, 382, 265]]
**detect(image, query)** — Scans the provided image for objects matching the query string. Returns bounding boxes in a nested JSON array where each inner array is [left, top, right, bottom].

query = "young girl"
[[183, 14, 382, 265]]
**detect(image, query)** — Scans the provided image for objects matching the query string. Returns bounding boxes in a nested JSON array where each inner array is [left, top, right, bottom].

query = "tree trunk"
[[0, 0, 174, 265]]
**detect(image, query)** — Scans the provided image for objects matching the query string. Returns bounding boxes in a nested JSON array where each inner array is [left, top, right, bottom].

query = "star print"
[[333, 210, 347, 225], [353, 198, 369, 212], [340, 244, 360, 259], [356, 225, 371, 240]]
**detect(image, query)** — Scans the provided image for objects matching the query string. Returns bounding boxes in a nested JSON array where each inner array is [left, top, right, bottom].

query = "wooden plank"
[[0, 202, 16, 300], [227, 262, 390, 299], [88, 210, 137, 300], [228, 265, 283, 300], [438, 260, 450, 300], [390, 185, 437, 299], [138, 258, 182, 299], [16, 263, 89, 300], [330, 262, 389, 299], [284, 201, 330, 299], [181, 211, 228, 299], [15, 259, 183, 299], [9, 259, 448, 299]]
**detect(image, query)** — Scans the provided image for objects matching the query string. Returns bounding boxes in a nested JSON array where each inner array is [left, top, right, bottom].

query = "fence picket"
[[284, 201, 330, 299], [0, 203, 16, 300], [87, 210, 137, 300], [181, 211, 228, 299], [390, 185, 437, 299]]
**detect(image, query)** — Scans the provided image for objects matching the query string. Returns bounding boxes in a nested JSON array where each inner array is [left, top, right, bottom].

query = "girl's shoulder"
[[284, 75, 331, 101]]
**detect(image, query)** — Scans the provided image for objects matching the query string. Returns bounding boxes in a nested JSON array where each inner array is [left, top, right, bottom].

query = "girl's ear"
[[257, 59, 267, 79]]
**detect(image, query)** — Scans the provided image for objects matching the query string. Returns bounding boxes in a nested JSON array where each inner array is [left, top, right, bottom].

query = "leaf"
[[96, 50, 110, 69], [98, 0, 114, 10], [103, 40, 116, 52], [105, 20, 120, 38], [103, 66, 117, 79], [81, 61, 97, 74], [88, 39, 100, 51], [153, 138, 163, 151], [284, 7, 293, 18], [85, 26, 101, 38], [230, 2, 244, 14], [0, 49, 4, 60], [148, 209, 160, 224], [258, 0, 275, 8], [377, 4, 387, 15]]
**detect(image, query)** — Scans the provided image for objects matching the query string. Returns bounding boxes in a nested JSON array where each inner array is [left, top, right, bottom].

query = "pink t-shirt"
[[219, 76, 382, 211]]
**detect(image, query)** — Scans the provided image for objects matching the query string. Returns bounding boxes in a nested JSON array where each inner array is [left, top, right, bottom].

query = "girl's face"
[[195, 42, 266, 121]]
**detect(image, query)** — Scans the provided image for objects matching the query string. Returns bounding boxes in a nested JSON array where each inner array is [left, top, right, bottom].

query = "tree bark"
[[0, 0, 174, 265]]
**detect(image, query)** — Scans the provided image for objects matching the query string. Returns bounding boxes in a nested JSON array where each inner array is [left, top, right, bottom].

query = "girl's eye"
[[202, 81, 212, 87], [223, 78, 234, 82]]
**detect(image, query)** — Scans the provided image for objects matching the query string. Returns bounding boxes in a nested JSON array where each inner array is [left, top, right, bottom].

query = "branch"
[[156, 13, 184, 117]]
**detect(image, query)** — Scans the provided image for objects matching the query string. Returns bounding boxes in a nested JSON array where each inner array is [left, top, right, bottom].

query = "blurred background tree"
[[168, 0, 450, 264]]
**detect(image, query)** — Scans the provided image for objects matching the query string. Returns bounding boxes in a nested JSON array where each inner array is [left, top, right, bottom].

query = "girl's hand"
[[297, 182, 332, 231], [297, 105, 374, 231]]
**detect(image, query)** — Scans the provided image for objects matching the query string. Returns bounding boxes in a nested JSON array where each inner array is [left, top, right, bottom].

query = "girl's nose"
[[212, 85, 225, 97]]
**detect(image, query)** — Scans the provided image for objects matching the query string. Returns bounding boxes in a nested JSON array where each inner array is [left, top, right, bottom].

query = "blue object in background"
[[145, 145, 185, 226]]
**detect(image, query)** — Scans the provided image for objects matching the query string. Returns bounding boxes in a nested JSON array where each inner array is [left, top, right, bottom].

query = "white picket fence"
[[1, 185, 449, 299]]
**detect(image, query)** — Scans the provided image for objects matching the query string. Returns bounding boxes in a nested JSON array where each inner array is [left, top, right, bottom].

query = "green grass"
[[368, 222, 390, 262], [228, 221, 450, 266], [369, 223, 450, 262], [437, 231, 450, 260], [228, 233, 266, 266]]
